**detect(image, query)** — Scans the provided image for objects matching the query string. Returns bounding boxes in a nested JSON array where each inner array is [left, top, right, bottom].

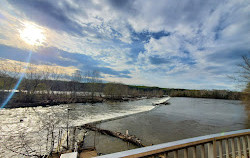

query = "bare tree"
[[84, 70, 102, 100], [104, 82, 128, 99], [0, 62, 9, 102], [238, 56, 250, 83], [41, 66, 64, 100], [70, 70, 83, 98], [0, 61, 22, 103], [20, 66, 43, 102], [230, 55, 250, 84], [237, 56, 250, 109], [0, 61, 21, 90], [71, 70, 83, 83]]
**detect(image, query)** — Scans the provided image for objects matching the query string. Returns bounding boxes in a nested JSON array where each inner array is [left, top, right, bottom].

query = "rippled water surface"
[[0, 98, 156, 157], [0, 97, 248, 157], [90, 97, 248, 154]]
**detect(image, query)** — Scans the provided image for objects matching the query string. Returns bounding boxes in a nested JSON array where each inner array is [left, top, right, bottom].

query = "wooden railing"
[[96, 129, 250, 158]]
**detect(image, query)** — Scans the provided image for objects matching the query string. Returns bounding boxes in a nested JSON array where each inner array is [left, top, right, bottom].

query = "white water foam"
[[0, 99, 156, 157]]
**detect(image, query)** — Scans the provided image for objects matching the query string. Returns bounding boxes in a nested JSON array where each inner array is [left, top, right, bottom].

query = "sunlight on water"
[[0, 98, 156, 157], [0, 97, 247, 157]]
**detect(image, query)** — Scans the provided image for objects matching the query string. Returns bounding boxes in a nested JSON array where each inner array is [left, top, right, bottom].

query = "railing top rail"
[[96, 129, 250, 158]]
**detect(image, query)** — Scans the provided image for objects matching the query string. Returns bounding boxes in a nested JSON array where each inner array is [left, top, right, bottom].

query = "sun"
[[19, 22, 46, 46]]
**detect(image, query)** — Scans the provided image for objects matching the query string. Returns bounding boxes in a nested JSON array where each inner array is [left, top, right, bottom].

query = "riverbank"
[[2, 94, 149, 109], [169, 89, 241, 100], [2, 92, 242, 109]]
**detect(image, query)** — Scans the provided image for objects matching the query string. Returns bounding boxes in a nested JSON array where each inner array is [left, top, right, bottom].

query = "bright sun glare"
[[19, 22, 46, 46]]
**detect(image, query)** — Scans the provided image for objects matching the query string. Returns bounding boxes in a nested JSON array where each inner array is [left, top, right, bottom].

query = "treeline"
[[0, 63, 166, 107], [129, 86, 241, 100], [242, 83, 250, 108], [169, 89, 241, 100], [0, 62, 243, 108]]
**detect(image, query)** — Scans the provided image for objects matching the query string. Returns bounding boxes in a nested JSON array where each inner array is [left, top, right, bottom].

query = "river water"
[[0, 97, 248, 157], [84, 97, 249, 155]]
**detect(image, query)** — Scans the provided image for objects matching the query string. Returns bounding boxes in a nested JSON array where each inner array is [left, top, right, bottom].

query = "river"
[[84, 97, 248, 155], [0, 97, 248, 157]]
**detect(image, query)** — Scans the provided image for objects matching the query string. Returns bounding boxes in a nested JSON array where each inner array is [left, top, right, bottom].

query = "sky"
[[0, 0, 249, 90]]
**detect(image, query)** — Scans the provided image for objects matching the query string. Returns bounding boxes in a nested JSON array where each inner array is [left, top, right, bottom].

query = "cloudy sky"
[[0, 0, 249, 90]]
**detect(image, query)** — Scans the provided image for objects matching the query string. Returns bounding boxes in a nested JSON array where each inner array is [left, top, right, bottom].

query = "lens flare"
[[0, 22, 47, 108], [0, 50, 32, 108], [19, 22, 46, 46]]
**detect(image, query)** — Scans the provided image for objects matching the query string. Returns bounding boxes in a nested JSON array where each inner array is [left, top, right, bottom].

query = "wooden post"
[[200, 144, 205, 158], [247, 136, 250, 158], [192, 147, 197, 158], [163, 152, 168, 158], [72, 127, 76, 151], [46, 128, 49, 152], [213, 140, 217, 158], [225, 139, 230, 158], [208, 143, 213, 158], [184, 148, 188, 158], [236, 137, 241, 158], [94, 124, 97, 148], [51, 125, 55, 155], [173, 150, 178, 158], [67, 108, 69, 149], [218, 140, 223, 158], [126, 130, 129, 149], [231, 138, 236, 158], [57, 128, 61, 152], [126, 130, 129, 136], [242, 136, 247, 158]]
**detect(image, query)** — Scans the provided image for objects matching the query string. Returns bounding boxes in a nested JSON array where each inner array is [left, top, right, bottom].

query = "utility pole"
[[67, 108, 69, 149]]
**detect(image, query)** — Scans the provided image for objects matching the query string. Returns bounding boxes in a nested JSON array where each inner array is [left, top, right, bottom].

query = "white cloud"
[[145, 35, 188, 57], [1, 0, 249, 89]]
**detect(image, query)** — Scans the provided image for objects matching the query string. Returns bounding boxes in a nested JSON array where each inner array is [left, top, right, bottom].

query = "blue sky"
[[0, 0, 249, 90]]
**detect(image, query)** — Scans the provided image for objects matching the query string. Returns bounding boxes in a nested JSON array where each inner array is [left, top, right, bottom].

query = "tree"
[[0, 61, 21, 104], [237, 56, 250, 83], [20, 66, 42, 102], [70, 70, 83, 98], [242, 83, 250, 107], [0, 61, 21, 90], [104, 82, 128, 99], [41, 66, 64, 100], [84, 70, 102, 100], [235, 55, 250, 128], [238, 56, 250, 106]]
